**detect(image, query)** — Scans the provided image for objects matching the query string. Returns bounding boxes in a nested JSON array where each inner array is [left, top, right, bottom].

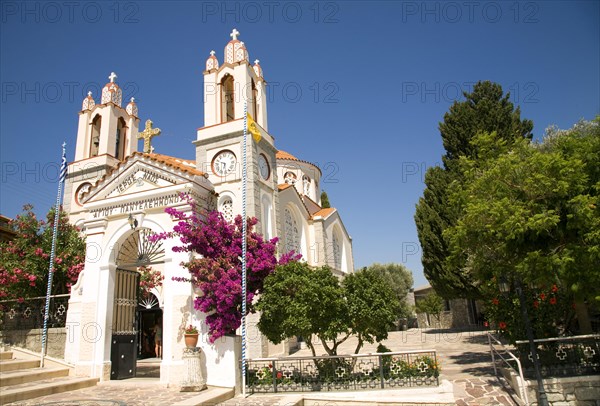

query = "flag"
[[247, 113, 261, 143], [59, 143, 67, 184]]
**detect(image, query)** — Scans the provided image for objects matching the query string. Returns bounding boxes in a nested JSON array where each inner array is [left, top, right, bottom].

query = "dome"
[[82, 91, 95, 111], [224, 28, 248, 64], [206, 50, 219, 71], [100, 72, 122, 107], [126, 97, 138, 117]]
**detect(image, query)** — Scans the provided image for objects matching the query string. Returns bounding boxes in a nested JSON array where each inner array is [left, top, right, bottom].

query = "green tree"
[[343, 267, 401, 353], [445, 119, 600, 336], [0, 205, 85, 300], [257, 262, 350, 356], [320, 191, 331, 208], [257, 263, 402, 355], [366, 263, 414, 319], [415, 292, 444, 326], [415, 81, 533, 299]]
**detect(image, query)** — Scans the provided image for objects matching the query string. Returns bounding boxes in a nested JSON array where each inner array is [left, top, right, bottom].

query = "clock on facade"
[[258, 154, 270, 180], [212, 150, 237, 176]]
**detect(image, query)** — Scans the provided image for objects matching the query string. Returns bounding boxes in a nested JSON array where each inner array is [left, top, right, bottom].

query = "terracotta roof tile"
[[145, 153, 205, 177], [90, 152, 206, 192], [276, 150, 299, 161], [312, 207, 336, 219], [278, 183, 292, 191], [276, 150, 322, 175]]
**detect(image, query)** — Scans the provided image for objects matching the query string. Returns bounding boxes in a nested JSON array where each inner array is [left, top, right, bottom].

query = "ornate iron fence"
[[515, 334, 600, 379], [246, 350, 439, 393], [0, 294, 70, 331]]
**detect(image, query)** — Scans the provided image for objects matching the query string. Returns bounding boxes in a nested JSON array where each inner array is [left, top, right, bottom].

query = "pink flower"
[[498, 322, 507, 330]]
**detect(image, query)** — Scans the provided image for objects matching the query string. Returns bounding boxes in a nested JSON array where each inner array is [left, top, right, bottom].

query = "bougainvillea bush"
[[151, 194, 298, 342], [0, 204, 85, 301]]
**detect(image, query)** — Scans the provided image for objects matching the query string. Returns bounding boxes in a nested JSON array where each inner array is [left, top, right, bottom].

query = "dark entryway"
[[110, 268, 140, 380]]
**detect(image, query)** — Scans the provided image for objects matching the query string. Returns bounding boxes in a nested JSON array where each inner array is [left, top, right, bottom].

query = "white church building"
[[61, 29, 354, 388]]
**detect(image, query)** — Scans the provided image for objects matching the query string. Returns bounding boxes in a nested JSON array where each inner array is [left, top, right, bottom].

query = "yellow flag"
[[247, 113, 261, 143]]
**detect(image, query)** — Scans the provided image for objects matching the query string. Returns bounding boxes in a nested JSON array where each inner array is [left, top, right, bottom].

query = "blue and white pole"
[[241, 104, 248, 396], [41, 142, 67, 368]]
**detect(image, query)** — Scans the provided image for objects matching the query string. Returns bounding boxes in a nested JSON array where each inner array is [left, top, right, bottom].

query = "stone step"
[[0, 366, 70, 387], [0, 375, 99, 405], [0, 351, 14, 360], [0, 359, 40, 372], [171, 386, 235, 406]]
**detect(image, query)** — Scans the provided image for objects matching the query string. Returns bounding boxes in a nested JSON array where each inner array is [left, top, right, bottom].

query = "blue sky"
[[1, 1, 599, 288]]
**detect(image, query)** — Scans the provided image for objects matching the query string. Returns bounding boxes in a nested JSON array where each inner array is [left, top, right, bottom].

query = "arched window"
[[251, 79, 258, 120], [115, 117, 127, 160], [284, 208, 301, 255], [219, 197, 234, 223], [221, 74, 235, 123], [302, 175, 311, 196], [284, 172, 297, 185], [332, 231, 342, 270], [90, 114, 101, 157], [261, 195, 272, 240]]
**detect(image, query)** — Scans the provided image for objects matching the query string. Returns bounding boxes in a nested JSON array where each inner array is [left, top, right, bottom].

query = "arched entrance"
[[111, 227, 165, 380]]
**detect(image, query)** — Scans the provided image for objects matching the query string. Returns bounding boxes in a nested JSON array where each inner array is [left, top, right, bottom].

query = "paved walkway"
[[7, 329, 522, 405], [222, 328, 522, 405], [6, 379, 204, 406]]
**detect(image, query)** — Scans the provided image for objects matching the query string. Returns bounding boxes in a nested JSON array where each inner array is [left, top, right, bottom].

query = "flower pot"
[[185, 333, 199, 348]]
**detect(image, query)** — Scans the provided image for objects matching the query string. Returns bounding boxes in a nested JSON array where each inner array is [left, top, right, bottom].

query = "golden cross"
[[138, 119, 161, 153]]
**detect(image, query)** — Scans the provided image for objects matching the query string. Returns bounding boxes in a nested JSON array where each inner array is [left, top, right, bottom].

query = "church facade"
[[62, 30, 353, 387]]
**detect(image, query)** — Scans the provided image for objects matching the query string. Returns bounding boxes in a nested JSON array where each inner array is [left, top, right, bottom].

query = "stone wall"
[[416, 310, 453, 329], [502, 367, 600, 405], [525, 376, 600, 406], [0, 327, 66, 359]]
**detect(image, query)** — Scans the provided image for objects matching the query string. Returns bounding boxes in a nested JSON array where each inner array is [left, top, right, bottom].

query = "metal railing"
[[0, 294, 70, 331], [514, 334, 600, 379], [246, 349, 439, 394], [487, 332, 530, 405]]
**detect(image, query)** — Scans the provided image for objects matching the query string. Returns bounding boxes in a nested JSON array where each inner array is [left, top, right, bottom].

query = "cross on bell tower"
[[108, 72, 117, 83], [230, 28, 240, 41], [138, 119, 161, 153]]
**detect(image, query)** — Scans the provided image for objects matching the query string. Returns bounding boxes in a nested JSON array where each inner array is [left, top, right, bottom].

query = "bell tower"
[[64, 73, 140, 221], [203, 29, 268, 130], [195, 28, 278, 221]]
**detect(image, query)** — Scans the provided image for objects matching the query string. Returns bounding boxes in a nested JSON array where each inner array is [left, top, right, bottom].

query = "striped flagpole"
[[241, 104, 248, 396], [41, 142, 67, 368]]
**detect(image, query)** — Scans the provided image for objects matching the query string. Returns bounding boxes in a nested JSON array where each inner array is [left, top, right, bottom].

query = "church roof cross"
[[108, 72, 117, 83], [137, 119, 161, 154], [230, 28, 240, 41], [210, 50, 216, 57]]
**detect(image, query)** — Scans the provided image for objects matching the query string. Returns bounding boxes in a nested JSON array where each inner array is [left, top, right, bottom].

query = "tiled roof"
[[278, 183, 292, 191], [144, 153, 205, 177], [276, 150, 299, 161], [90, 152, 206, 192], [312, 207, 336, 219], [276, 150, 322, 175]]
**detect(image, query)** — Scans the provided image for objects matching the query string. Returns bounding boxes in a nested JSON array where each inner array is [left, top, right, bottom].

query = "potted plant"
[[184, 325, 199, 348]]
